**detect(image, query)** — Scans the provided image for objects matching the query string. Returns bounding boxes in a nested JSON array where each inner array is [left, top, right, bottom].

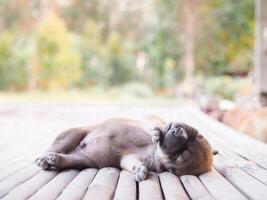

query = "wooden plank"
[[159, 172, 189, 200], [0, 155, 30, 170], [0, 164, 41, 198], [139, 172, 163, 200], [180, 110, 267, 185], [113, 170, 137, 200], [214, 144, 267, 186], [187, 108, 267, 155], [180, 175, 213, 200], [214, 155, 267, 199], [235, 160, 267, 185], [0, 161, 31, 182], [179, 108, 267, 170], [57, 168, 98, 200], [185, 109, 267, 186], [29, 169, 79, 200], [199, 169, 247, 200], [83, 167, 119, 200], [2, 170, 58, 200]]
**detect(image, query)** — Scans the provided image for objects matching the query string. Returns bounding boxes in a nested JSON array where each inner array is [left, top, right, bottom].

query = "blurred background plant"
[[0, 0, 255, 101]]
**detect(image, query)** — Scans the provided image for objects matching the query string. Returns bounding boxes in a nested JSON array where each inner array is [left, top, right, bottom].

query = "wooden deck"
[[1, 103, 267, 200]]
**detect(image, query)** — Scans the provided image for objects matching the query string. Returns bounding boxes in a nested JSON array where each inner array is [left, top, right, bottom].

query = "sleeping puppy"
[[151, 122, 214, 176], [35, 116, 213, 182]]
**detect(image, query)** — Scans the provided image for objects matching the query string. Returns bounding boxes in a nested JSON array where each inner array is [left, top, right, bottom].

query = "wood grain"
[[83, 167, 120, 200], [0, 164, 41, 198], [113, 170, 137, 200], [214, 155, 267, 199], [159, 172, 189, 200], [28, 169, 79, 200], [2, 170, 58, 200], [199, 169, 246, 200], [139, 172, 163, 200], [180, 175, 213, 200], [57, 168, 98, 200]]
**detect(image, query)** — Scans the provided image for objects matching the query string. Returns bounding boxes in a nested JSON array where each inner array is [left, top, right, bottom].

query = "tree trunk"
[[180, 0, 198, 96], [255, 0, 267, 106]]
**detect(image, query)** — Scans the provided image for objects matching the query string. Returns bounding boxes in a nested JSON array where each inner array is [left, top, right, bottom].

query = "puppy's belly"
[[77, 135, 121, 168]]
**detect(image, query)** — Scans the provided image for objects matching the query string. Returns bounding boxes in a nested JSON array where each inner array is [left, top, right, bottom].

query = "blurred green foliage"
[[0, 0, 255, 99], [36, 12, 81, 89], [0, 31, 29, 90], [80, 21, 136, 87], [196, 0, 254, 75]]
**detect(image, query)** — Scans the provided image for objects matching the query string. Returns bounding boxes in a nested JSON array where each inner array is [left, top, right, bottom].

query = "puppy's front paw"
[[150, 127, 162, 143], [133, 165, 148, 182]]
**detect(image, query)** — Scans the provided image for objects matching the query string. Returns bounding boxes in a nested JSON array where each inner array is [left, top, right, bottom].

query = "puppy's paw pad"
[[150, 128, 162, 143], [133, 165, 148, 182], [35, 157, 50, 170], [46, 152, 57, 165]]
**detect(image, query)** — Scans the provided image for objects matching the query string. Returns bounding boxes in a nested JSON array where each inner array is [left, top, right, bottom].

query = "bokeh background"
[[0, 0, 254, 102]]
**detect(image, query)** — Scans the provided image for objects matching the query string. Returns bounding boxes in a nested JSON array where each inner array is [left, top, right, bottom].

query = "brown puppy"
[[35, 116, 213, 182], [151, 122, 214, 176]]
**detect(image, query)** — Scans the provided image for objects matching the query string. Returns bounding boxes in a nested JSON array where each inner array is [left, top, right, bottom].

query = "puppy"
[[35, 116, 213, 182], [151, 122, 214, 176]]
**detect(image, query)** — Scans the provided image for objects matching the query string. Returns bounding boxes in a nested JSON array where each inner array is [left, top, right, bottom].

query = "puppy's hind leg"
[[120, 154, 148, 182], [45, 151, 97, 170], [35, 126, 92, 170], [48, 126, 93, 153]]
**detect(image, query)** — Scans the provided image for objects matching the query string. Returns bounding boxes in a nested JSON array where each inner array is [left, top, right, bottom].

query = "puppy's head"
[[159, 122, 198, 159]]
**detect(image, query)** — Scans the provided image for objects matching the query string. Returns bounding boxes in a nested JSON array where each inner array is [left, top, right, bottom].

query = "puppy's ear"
[[182, 123, 199, 138]]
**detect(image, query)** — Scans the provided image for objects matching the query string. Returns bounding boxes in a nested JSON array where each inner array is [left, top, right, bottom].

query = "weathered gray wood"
[[180, 109, 267, 185], [139, 172, 163, 200], [0, 164, 41, 198], [235, 161, 267, 186], [113, 170, 137, 200], [159, 172, 189, 200], [83, 167, 120, 200], [57, 168, 98, 200], [0, 155, 30, 170], [2, 170, 58, 200], [199, 169, 247, 200], [182, 108, 267, 169], [180, 175, 214, 200], [0, 161, 31, 182], [187, 108, 267, 153], [2, 104, 267, 199], [29, 169, 79, 200], [214, 155, 267, 199]]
